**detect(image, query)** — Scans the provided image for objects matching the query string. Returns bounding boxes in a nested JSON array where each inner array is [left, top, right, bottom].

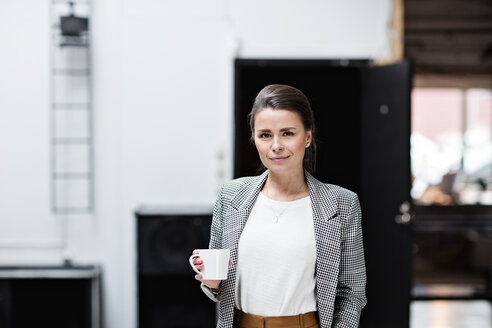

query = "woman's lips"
[[270, 156, 289, 162]]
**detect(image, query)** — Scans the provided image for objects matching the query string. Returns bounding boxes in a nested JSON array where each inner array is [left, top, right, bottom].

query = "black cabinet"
[[136, 206, 215, 328], [0, 266, 101, 328], [412, 207, 492, 300]]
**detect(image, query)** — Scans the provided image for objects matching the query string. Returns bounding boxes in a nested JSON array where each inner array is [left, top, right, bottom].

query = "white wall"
[[0, 0, 392, 327], [0, 0, 60, 259]]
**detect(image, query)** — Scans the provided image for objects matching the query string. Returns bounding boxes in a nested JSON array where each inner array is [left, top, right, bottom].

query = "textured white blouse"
[[234, 192, 317, 316]]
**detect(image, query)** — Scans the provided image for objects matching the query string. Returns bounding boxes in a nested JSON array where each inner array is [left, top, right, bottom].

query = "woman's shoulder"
[[307, 173, 357, 201], [320, 182, 357, 200], [219, 173, 267, 197], [310, 179, 360, 223]]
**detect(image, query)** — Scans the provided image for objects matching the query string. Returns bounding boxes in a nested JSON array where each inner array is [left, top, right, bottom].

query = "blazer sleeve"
[[332, 193, 367, 327], [209, 185, 224, 250], [200, 185, 225, 302]]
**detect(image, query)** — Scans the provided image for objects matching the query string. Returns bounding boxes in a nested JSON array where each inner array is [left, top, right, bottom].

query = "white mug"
[[189, 249, 230, 280]]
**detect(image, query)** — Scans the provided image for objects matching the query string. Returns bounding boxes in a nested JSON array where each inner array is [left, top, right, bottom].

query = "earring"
[[306, 143, 310, 148]]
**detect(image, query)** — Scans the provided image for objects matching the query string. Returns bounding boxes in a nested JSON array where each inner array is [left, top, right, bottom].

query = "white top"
[[234, 192, 317, 316]]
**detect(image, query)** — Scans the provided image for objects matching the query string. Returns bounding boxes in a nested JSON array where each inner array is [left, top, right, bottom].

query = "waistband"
[[234, 309, 319, 328]]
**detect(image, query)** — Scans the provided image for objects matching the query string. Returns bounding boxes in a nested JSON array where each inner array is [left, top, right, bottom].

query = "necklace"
[[265, 183, 294, 223]]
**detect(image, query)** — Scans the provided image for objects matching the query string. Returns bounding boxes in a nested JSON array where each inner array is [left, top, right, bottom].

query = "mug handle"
[[189, 254, 201, 275]]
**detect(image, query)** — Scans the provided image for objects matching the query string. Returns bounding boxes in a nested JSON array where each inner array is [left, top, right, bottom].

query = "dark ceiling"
[[404, 0, 492, 73]]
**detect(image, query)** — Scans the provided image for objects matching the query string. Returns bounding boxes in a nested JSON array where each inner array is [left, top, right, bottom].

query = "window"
[[411, 77, 492, 206]]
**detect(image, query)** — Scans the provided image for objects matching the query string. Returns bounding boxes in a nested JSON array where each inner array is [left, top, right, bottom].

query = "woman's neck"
[[263, 168, 309, 201]]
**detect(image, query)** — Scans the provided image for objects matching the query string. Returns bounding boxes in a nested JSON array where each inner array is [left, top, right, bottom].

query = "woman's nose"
[[272, 137, 283, 151]]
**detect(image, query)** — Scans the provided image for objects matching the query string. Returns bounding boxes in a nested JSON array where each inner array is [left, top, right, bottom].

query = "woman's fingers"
[[191, 251, 204, 274], [203, 280, 221, 289], [192, 257, 202, 265], [195, 276, 222, 288]]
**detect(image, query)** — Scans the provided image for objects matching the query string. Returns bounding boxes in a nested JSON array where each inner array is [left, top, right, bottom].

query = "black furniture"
[[136, 205, 216, 328], [412, 206, 492, 301], [0, 265, 101, 328]]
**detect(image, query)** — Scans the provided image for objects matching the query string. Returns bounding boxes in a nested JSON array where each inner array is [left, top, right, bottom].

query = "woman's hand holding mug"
[[190, 249, 232, 289]]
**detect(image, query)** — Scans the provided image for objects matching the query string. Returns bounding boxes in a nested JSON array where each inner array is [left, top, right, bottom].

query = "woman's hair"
[[248, 84, 317, 173]]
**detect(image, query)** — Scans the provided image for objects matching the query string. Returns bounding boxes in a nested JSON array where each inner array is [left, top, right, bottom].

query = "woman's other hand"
[[191, 249, 232, 289]]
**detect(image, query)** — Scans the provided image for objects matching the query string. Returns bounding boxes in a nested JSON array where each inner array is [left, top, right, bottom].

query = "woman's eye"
[[283, 131, 294, 136], [259, 133, 271, 138]]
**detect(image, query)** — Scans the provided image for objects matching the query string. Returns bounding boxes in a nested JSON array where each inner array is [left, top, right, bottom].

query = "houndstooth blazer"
[[207, 170, 367, 328]]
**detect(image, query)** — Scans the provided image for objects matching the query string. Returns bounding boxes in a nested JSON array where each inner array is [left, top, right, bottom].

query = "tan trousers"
[[234, 309, 320, 328]]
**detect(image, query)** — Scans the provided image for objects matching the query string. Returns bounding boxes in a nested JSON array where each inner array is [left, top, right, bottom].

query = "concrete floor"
[[411, 300, 492, 328]]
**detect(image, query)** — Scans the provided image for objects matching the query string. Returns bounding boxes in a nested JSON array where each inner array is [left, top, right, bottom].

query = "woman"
[[192, 84, 366, 328]]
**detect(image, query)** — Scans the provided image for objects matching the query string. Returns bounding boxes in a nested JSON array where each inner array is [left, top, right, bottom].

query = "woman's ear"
[[306, 130, 312, 143]]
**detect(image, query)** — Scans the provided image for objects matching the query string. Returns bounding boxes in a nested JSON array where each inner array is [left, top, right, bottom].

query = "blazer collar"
[[305, 171, 338, 221], [230, 170, 338, 221], [230, 170, 268, 211]]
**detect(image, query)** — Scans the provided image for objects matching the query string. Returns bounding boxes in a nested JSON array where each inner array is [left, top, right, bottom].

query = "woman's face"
[[253, 108, 312, 175]]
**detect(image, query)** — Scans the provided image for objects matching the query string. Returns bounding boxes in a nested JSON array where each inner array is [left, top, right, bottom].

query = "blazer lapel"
[[230, 171, 268, 211], [306, 171, 341, 324], [306, 171, 337, 221], [228, 170, 268, 260], [220, 171, 268, 326]]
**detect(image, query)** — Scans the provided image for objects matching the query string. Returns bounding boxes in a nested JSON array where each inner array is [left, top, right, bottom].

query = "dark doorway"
[[234, 59, 413, 328]]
